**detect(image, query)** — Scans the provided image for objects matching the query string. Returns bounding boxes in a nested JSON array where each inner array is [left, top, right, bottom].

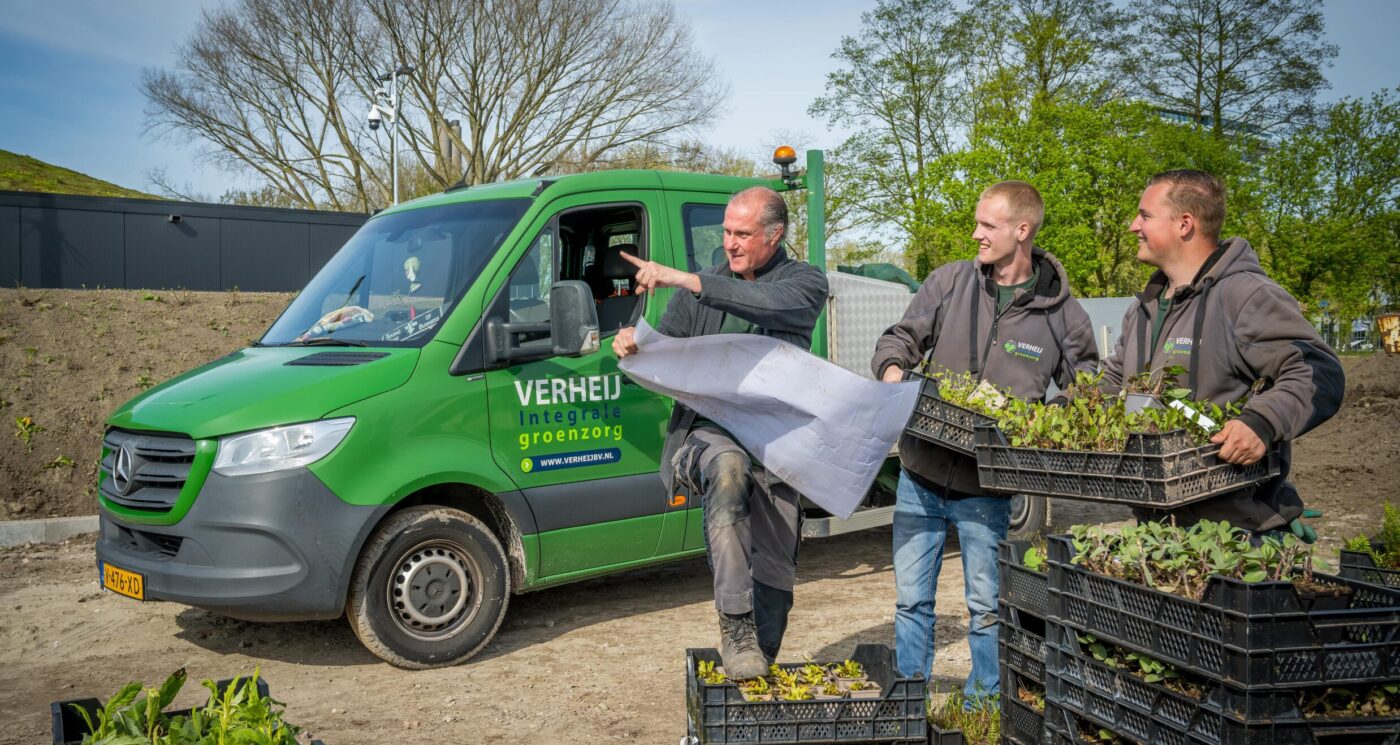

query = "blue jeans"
[[893, 472, 1009, 702]]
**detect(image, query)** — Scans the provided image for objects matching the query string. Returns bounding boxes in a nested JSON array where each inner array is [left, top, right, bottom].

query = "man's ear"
[[1178, 211, 1197, 241], [1016, 220, 1031, 242]]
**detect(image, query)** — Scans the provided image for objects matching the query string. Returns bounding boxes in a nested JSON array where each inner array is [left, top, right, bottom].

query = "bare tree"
[[1121, 0, 1337, 135], [143, 0, 725, 211]]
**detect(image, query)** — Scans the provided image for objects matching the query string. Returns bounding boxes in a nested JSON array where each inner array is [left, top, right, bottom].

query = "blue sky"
[[0, 0, 1396, 198]]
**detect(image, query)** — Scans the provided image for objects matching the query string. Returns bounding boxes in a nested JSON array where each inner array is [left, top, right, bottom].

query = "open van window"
[[261, 198, 531, 347]]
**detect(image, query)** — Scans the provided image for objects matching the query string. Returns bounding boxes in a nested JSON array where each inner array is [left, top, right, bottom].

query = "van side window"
[[682, 203, 726, 272], [494, 203, 647, 356]]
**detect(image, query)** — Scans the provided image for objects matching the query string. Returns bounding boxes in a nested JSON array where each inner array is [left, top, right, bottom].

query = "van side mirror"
[[548, 280, 600, 357], [485, 279, 599, 364]]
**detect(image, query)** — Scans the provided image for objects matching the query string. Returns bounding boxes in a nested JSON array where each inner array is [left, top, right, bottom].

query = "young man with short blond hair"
[[873, 180, 1097, 702]]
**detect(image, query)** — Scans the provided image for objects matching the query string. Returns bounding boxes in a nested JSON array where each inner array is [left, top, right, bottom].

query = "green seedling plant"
[[769, 664, 798, 688], [832, 659, 864, 679], [800, 663, 827, 687], [779, 684, 814, 701], [1022, 544, 1046, 572], [1068, 520, 1341, 602], [44, 454, 76, 469], [72, 667, 301, 745], [820, 681, 842, 697], [738, 676, 771, 700], [696, 659, 727, 685], [14, 415, 41, 451], [1344, 501, 1400, 570]]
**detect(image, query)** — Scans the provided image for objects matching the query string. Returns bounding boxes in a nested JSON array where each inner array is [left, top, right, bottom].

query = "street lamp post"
[[368, 64, 415, 205]]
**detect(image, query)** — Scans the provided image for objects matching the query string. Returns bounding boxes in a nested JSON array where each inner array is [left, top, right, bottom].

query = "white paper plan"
[[618, 319, 921, 519]]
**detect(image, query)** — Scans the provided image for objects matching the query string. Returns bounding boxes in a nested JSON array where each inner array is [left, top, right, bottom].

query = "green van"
[[95, 151, 924, 668]]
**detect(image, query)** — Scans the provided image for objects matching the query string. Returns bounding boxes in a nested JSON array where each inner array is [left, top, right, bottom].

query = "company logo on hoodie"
[[1002, 339, 1044, 362], [1163, 337, 1194, 356]]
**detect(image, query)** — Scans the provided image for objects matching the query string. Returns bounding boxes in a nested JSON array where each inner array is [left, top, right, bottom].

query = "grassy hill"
[[0, 149, 161, 199]]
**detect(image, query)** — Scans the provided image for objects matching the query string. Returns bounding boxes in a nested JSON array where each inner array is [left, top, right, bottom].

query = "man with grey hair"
[[614, 185, 829, 677]]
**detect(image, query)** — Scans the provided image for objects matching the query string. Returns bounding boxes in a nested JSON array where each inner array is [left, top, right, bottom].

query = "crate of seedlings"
[[50, 669, 321, 745], [999, 539, 1050, 619], [973, 371, 1280, 508], [902, 372, 999, 456], [1340, 503, 1400, 589], [1047, 523, 1400, 689], [685, 644, 927, 744], [1043, 622, 1400, 745]]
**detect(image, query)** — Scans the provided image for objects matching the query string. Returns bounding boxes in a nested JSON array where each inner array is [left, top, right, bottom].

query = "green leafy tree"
[[810, 0, 965, 271], [1247, 89, 1400, 315]]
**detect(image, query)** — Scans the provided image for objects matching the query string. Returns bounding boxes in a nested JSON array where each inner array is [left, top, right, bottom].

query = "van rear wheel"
[[347, 506, 509, 669]]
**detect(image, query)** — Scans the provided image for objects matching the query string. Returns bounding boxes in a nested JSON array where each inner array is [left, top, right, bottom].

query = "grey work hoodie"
[[872, 247, 1099, 495], [654, 247, 830, 495], [1101, 237, 1345, 531]]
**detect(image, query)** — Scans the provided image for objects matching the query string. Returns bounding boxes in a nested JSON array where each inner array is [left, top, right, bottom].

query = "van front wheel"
[[347, 506, 510, 669]]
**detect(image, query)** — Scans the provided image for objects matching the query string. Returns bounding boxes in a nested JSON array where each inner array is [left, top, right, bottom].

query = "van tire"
[[1006, 494, 1048, 540], [346, 506, 510, 669]]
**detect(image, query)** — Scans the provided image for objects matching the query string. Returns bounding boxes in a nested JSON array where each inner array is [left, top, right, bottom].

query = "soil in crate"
[[904, 375, 996, 456], [974, 424, 1280, 508], [999, 540, 1050, 619], [685, 644, 927, 744], [1045, 534, 1400, 689], [1043, 621, 1400, 745]]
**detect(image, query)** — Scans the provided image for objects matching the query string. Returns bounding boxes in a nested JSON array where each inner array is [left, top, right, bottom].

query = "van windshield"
[[262, 198, 530, 348]]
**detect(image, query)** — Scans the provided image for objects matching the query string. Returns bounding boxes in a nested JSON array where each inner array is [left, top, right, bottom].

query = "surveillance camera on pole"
[[367, 64, 415, 205]]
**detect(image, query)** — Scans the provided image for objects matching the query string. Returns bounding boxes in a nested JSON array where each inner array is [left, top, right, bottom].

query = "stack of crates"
[[999, 535, 1400, 745], [998, 540, 1051, 745]]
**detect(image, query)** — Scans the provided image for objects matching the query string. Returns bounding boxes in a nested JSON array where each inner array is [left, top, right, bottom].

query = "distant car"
[[1349, 339, 1375, 351]]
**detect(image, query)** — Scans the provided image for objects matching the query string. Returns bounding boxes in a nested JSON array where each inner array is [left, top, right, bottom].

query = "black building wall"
[[0, 191, 368, 292]]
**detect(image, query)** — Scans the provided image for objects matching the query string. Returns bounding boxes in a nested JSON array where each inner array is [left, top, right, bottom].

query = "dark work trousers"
[[674, 426, 800, 660]]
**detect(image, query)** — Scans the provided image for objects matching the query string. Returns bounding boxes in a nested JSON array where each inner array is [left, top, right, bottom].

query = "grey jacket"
[[1101, 237, 1345, 531], [872, 248, 1099, 495], [655, 248, 830, 494]]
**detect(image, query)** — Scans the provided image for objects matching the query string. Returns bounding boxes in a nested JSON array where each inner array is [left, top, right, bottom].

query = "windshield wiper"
[[285, 337, 370, 347]]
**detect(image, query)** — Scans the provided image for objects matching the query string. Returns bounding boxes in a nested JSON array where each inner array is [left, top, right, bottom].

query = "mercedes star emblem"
[[112, 445, 135, 496]]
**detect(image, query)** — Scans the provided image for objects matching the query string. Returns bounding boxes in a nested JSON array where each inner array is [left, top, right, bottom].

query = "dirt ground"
[[0, 288, 1396, 743], [0, 288, 291, 519], [0, 504, 1131, 745]]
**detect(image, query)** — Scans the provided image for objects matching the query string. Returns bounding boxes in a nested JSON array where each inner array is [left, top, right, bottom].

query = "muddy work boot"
[[718, 611, 767, 679]]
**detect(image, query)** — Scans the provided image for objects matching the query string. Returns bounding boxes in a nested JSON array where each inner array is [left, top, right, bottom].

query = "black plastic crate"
[[999, 540, 1051, 619], [903, 374, 997, 456], [1046, 534, 1400, 689], [1000, 603, 1048, 683], [930, 724, 967, 745], [1342, 550, 1400, 589], [685, 644, 927, 744], [1044, 621, 1400, 745], [50, 677, 317, 745], [974, 424, 1280, 507], [1000, 665, 1047, 745]]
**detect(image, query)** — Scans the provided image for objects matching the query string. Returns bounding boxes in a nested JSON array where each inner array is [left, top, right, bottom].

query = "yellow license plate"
[[102, 562, 145, 600]]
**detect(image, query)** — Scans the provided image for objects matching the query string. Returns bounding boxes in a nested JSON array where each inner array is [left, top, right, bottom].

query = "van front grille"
[[100, 429, 197, 512]]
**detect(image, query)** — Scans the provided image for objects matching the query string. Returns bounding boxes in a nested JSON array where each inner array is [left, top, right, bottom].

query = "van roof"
[[376, 169, 786, 215]]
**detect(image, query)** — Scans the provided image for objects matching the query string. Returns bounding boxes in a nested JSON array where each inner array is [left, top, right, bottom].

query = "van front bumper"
[[96, 468, 388, 622]]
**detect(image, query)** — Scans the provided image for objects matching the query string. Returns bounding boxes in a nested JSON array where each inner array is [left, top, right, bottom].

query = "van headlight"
[[212, 418, 355, 477]]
